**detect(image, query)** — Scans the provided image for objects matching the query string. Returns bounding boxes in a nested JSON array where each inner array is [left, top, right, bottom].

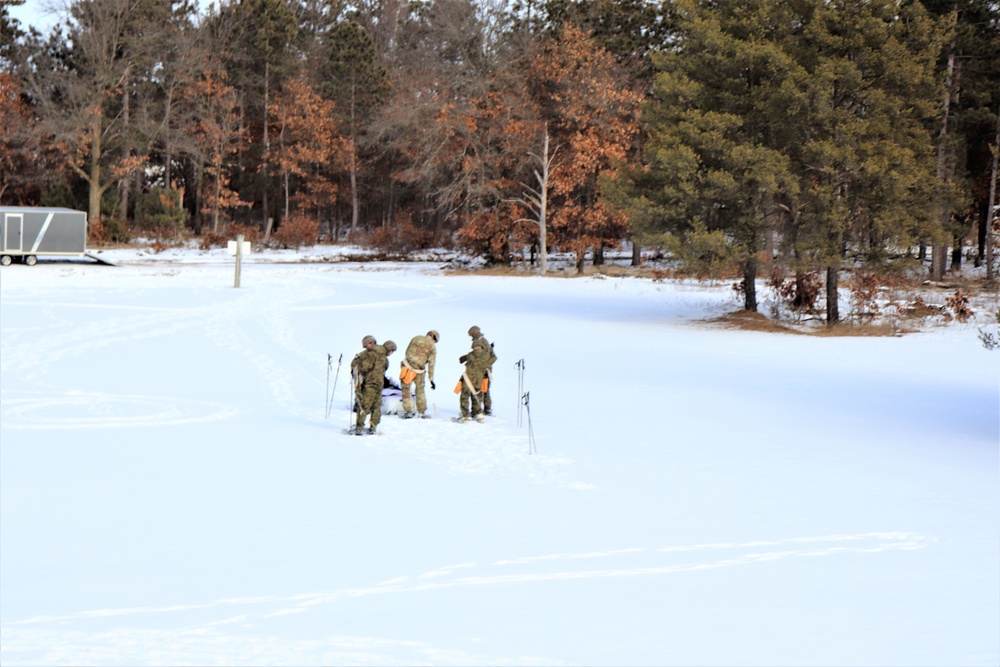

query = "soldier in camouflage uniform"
[[400, 330, 438, 418], [457, 338, 490, 422], [467, 326, 497, 415], [351, 336, 395, 433]]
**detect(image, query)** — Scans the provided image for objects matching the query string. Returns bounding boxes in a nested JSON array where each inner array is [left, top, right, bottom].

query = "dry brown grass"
[[708, 310, 910, 337], [444, 263, 691, 279], [710, 310, 802, 335], [809, 322, 910, 337], [446, 265, 540, 277]]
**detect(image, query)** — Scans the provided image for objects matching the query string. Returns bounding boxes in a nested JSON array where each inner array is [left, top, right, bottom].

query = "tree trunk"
[[932, 25, 957, 282], [350, 151, 359, 236], [538, 211, 548, 275], [987, 105, 999, 283], [742, 257, 757, 312], [121, 78, 131, 223], [350, 83, 360, 237], [279, 115, 288, 222], [236, 103, 246, 226], [262, 62, 270, 232], [536, 131, 552, 275], [212, 149, 222, 233], [88, 174, 102, 238], [826, 265, 840, 325], [193, 161, 204, 236], [631, 240, 641, 266], [164, 141, 172, 189], [976, 208, 984, 267], [87, 116, 104, 238], [793, 271, 809, 310]]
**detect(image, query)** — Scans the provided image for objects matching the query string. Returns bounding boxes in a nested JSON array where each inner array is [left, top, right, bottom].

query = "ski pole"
[[326, 353, 332, 417], [516, 359, 525, 426], [349, 368, 358, 432], [522, 391, 536, 454], [326, 353, 343, 418]]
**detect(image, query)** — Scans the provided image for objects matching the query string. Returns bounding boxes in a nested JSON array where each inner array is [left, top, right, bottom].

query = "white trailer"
[[0, 206, 108, 266]]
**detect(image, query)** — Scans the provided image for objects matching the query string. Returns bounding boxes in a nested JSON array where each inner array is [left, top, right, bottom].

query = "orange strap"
[[481, 378, 489, 393], [400, 365, 417, 385], [454, 379, 463, 394]]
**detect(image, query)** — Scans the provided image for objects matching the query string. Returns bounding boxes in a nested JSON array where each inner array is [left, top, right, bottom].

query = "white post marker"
[[228, 234, 251, 287]]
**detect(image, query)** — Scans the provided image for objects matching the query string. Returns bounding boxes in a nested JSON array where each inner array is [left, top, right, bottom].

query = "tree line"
[[1, 0, 998, 318]]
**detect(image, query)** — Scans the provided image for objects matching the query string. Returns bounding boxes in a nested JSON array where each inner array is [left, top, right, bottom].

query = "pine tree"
[[920, 0, 1000, 271], [789, 0, 940, 322], [218, 0, 300, 232], [316, 20, 389, 237], [630, 0, 802, 310]]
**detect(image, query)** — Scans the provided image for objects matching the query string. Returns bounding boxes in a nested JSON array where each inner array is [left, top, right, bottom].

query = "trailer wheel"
[[0, 255, 11, 266], [24, 255, 37, 266]]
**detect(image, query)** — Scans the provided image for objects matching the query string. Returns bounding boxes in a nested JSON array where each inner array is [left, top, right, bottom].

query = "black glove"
[[491, 342, 495, 349], [459, 355, 468, 363], [430, 380, 436, 390]]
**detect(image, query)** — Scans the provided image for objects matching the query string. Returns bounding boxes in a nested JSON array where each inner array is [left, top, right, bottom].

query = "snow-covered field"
[[1, 246, 998, 666]]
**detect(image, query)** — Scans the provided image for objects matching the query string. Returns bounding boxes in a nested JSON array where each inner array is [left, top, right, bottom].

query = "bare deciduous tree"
[[514, 127, 558, 275]]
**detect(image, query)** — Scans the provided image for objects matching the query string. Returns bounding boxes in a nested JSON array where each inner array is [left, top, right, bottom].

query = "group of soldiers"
[[349, 325, 497, 434]]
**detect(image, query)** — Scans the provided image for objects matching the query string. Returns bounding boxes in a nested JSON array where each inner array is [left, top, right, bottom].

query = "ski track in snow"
[[0, 270, 449, 422], [1, 627, 547, 667], [0, 391, 239, 429], [4, 532, 935, 623]]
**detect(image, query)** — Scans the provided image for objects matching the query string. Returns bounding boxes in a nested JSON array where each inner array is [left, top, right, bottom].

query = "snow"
[[1, 247, 998, 666]]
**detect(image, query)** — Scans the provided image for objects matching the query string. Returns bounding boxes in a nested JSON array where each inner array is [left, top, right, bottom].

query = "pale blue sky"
[[8, 0, 60, 34], [8, 0, 216, 36]]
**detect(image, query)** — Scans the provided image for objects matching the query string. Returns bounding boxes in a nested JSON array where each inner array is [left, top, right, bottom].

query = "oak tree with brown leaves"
[[530, 26, 642, 272], [268, 78, 351, 224]]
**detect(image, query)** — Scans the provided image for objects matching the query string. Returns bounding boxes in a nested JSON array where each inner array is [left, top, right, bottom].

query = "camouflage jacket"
[[471, 334, 496, 369], [353, 346, 388, 389], [404, 334, 437, 380], [463, 345, 491, 384]]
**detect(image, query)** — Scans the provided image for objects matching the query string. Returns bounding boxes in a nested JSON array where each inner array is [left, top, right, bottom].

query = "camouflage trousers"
[[459, 377, 485, 419], [482, 371, 492, 413], [356, 384, 382, 429], [401, 369, 428, 415]]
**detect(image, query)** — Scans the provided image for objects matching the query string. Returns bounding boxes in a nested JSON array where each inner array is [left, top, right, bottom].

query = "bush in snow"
[[978, 308, 1000, 350], [945, 289, 974, 322], [766, 268, 822, 321], [664, 222, 737, 282], [848, 271, 883, 321], [273, 214, 319, 250]]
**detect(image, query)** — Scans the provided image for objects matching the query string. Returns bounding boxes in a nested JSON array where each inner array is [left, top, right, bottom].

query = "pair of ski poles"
[[325, 353, 343, 419], [515, 358, 535, 454], [328, 353, 363, 431]]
